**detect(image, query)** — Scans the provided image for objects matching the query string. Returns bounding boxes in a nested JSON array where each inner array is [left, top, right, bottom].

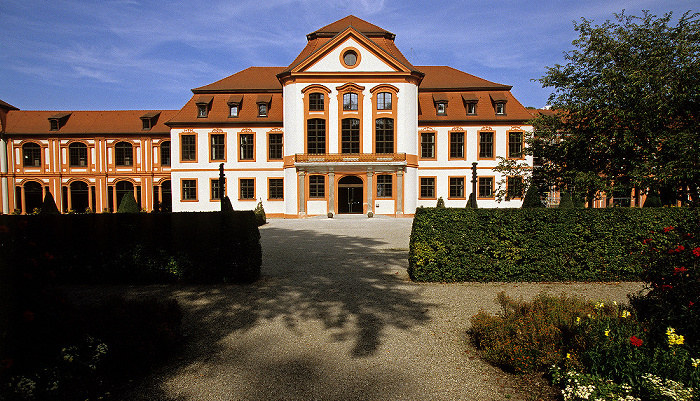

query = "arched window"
[[309, 93, 324, 111], [70, 181, 89, 212], [375, 118, 394, 154], [307, 119, 326, 154], [69, 142, 88, 167], [115, 180, 135, 207], [22, 143, 41, 167], [341, 118, 360, 154], [115, 142, 133, 166], [23, 181, 43, 213], [343, 93, 358, 110], [160, 141, 171, 166]]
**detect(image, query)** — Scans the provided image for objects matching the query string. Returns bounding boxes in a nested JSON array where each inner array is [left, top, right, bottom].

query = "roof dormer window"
[[432, 93, 448, 116], [257, 95, 271, 117], [195, 95, 213, 118], [495, 102, 506, 115], [490, 93, 508, 115], [436, 102, 447, 115], [461, 93, 478, 115], [227, 95, 242, 118], [140, 111, 160, 131], [48, 112, 71, 131]]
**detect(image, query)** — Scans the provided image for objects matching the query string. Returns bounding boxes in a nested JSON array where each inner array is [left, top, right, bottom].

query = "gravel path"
[[110, 216, 644, 400]]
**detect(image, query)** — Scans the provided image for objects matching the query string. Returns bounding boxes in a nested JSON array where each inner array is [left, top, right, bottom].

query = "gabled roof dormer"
[[140, 111, 161, 130], [48, 112, 71, 131], [195, 95, 213, 118]]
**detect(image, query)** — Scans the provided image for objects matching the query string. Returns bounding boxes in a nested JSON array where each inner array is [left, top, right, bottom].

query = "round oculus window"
[[343, 50, 358, 66]]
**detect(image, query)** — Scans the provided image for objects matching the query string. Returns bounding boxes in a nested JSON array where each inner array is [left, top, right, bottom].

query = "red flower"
[[673, 267, 688, 275], [690, 301, 695, 307], [642, 238, 653, 245], [662, 284, 674, 291], [664, 226, 675, 232], [693, 248, 700, 257], [23, 311, 35, 322], [630, 336, 643, 347]]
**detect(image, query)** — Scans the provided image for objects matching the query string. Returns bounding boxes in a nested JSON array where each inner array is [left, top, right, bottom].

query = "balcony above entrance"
[[294, 153, 407, 169]]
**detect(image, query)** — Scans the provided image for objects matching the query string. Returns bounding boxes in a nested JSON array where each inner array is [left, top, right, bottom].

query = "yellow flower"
[[575, 317, 581, 324], [692, 358, 700, 368], [566, 353, 571, 359], [595, 301, 605, 309], [604, 330, 610, 337], [666, 327, 685, 346], [621, 310, 631, 318]]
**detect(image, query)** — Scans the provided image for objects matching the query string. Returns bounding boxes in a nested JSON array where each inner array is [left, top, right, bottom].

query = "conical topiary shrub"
[[558, 191, 574, 208], [254, 200, 266, 226], [221, 196, 234, 212], [436, 197, 445, 208], [39, 191, 60, 215], [522, 184, 545, 208], [466, 193, 478, 209], [117, 191, 140, 213], [643, 190, 662, 207]]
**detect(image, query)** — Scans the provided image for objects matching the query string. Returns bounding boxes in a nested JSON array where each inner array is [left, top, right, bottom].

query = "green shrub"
[[39, 192, 59, 215], [522, 184, 545, 208], [254, 200, 266, 226], [436, 197, 445, 208], [466, 193, 478, 208], [408, 207, 699, 282], [117, 191, 140, 213], [558, 191, 574, 208], [643, 191, 662, 207]]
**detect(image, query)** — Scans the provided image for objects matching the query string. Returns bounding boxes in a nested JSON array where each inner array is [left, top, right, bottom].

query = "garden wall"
[[408, 207, 700, 282], [0, 211, 262, 284]]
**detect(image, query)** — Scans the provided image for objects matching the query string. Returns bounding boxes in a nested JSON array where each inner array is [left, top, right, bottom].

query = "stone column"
[[328, 171, 335, 215], [298, 171, 306, 215], [396, 170, 404, 215], [366, 171, 373, 214]]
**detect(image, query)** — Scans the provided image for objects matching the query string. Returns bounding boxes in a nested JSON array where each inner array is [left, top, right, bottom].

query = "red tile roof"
[[193, 67, 285, 93], [308, 15, 394, 39], [417, 66, 511, 90], [5, 110, 177, 135], [0, 99, 19, 111], [418, 90, 532, 123], [167, 93, 283, 126]]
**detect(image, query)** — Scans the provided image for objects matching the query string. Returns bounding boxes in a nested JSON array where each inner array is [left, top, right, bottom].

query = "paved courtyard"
[[116, 216, 644, 400]]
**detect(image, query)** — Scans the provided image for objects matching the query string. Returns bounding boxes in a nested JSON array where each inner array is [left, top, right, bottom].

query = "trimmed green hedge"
[[0, 211, 261, 284], [408, 207, 700, 282]]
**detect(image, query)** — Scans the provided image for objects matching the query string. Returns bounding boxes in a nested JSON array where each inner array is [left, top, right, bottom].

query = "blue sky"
[[0, 0, 696, 111]]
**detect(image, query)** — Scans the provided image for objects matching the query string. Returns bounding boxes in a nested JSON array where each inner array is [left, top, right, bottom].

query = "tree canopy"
[[516, 11, 700, 207]]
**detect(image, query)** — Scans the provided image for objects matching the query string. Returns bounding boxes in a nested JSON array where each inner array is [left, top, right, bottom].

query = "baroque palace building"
[[0, 16, 534, 217]]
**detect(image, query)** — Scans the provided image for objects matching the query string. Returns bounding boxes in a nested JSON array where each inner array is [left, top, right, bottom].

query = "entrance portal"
[[338, 176, 363, 214]]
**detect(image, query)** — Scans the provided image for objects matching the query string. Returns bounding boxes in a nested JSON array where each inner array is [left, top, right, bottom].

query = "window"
[[495, 102, 506, 115], [420, 177, 436, 199], [309, 93, 324, 111], [268, 133, 283, 160], [343, 93, 358, 111], [181, 135, 196, 161], [182, 179, 197, 200], [22, 143, 41, 167], [420, 132, 435, 159], [377, 175, 392, 198], [50, 120, 59, 131], [69, 142, 88, 167], [197, 104, 207, 118], [142, 119, 151, 130], [479, 132, 494, 159], [449, 177, 465, 198], [341, 118, 360, 154], [309, 175, 325, 198], [377, 92, 392, 110], [478, 177, 494, 198], [343, 50, 358, 66], [115, 142, 133, 166], [307, 119, 326, 154], [239, 178, 255, 200], [258, 103, 268, 117], [239, 133, 254, 160], [211, 179, 224, 200], [229, 104, 239, 118], [467, 102, 477, 115], [269, 178, 284, 200], [507, 176, 524, 200], [375, 118, 394, 154], [210, 134, 225, 161], [436, 102, 447, 115], [508, 132, 523, 158], [449, 132, 465, 159], [160, 141, 171, 166]]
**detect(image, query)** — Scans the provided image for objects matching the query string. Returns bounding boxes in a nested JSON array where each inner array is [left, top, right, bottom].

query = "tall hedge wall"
[[408, 207, 700, 282], [0, 211, 262, 284]]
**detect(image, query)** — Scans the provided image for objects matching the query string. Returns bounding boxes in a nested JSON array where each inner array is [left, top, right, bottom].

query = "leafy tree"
[[504, 11, 700, 207]]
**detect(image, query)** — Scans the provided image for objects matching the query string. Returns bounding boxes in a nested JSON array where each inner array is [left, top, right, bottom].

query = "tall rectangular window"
[[309, 175, 325, 198], [508, 132, 523, 158], [69, 143, 88, 167], [449, 132, 465, 159], [377, 92, 392, 110], [377, 175, 392, 198], [22, 143, 41, 167], [210, 134, 225, 161], [115, 142, 133, 166], [239, 133, 254, 160], [479, 132, 494, 159], [240, 178, 255, 200], [420, 177, 435, 199], [181, 135, 196, 161], [375, 118, 394, 154], [182, 179, 197, 200], [307, 119, 326, 154], [467, 102, 477, 115], [478, 177, 494, 198], [449, 177, 465, 198], [258, 104, 268, 117], [160, 141, 171, 166], [211, 179, 223, 200], [229, 104, 239, 117], [341, 118, 360, 154], [507, 176, 524, 200], [343, 93, 358, 110], [269, 178, 284, 199], [268, 133, 283, 160], [309, 93, 324, 111], [421, 132, 435, 159]]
